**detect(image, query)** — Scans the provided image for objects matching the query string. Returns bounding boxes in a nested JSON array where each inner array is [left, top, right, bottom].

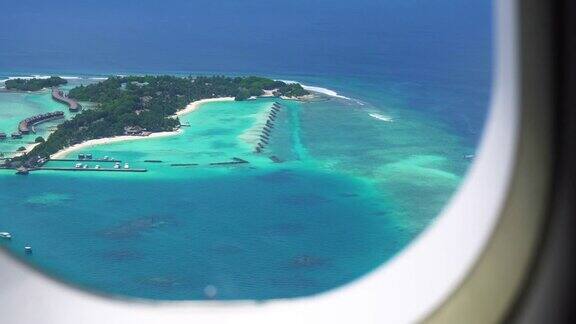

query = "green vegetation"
[[17, 75, 309, 161], [17, 146, 26, 152], [34, 136, 45, 143], [233, 77, 308, 100], [4, 77, 67, 91]]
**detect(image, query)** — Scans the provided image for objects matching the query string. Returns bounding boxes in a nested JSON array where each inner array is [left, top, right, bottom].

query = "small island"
[[4, 76, 68, 91], [7, 75, 309, 169]]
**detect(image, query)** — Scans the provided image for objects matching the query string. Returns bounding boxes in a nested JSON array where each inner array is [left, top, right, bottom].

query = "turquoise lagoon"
[[0, 78, 475, 300]]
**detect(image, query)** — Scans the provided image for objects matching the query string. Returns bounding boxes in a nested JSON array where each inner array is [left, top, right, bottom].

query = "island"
[[4, 76, 68, 91], [6, 75, 309, 169]]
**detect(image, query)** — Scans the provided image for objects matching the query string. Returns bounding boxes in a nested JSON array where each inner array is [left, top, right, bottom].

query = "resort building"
[[124, 126, 147, 136]]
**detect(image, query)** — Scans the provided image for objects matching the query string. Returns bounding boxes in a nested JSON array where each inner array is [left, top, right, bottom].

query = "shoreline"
[[50, 97, 234, 159]]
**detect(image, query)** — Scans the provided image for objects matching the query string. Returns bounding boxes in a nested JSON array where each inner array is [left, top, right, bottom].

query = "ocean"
[[0, 0, 492, 300]]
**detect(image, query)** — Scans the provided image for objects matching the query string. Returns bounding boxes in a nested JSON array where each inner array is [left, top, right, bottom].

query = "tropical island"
[[4, 76, 68, 91], [7, 75, 309, 168]]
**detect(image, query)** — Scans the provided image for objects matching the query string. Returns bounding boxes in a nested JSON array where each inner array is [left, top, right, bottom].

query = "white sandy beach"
[[50, 97, 235, 159], [175, 97, 234, 116]]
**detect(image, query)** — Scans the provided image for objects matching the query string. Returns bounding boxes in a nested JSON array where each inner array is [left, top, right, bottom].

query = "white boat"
[[114, 162, 121, 169], [94, 165, 101, 169], [124, 163, 130, 169], [75, 163, 82, 169], [24, 246, 32, 254], [82, 164, 88, 169], [0, 232, 12, 240]]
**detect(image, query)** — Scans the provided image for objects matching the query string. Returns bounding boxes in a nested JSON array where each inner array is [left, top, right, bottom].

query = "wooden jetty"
[[209, 157, 249, 166], [33, 167, 147, 173], [170, 163, 199, 167], [51, 87, 81, 112], [144, 160, 163, 163], [49, 158, 122, 163], [18, 111, 65, 135]]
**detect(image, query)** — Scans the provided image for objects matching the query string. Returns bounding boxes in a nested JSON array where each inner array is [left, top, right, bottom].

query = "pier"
[[14, 166, 147, 174], [209, 157, 249, 166], [49, 158, 122, 163], [18, 111, 65, 135], [51, 87, 81, 112], [33, 167, 147, 173]]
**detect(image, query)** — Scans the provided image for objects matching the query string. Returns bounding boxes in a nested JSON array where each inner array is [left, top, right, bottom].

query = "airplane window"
[[0, 0, 517, 323]]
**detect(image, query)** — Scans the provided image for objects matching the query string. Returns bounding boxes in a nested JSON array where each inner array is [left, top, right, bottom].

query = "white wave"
[[0, 75, 74, 82], [2, 75, 50, 81], [369, 113, 394, 122], [301, 85, 351, 100], [89, 77, 108, 80], [278, 80, 352, 100]]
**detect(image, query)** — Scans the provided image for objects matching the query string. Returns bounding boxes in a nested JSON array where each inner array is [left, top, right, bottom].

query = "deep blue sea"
[[0, 0, 493, 300]]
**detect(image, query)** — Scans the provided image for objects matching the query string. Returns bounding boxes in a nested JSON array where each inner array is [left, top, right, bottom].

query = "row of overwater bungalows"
[[255, 102, 282, 154]]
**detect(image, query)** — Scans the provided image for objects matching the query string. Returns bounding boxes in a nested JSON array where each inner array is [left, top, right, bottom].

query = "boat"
[[82, 164, 88, 169], [75, 163, 82, 169], [124, 163, 130, 169], [0, 232, 12, 240], [24, 246, 32, 254], [94, 165, 100, 169], [114, 162, 121, 169], [15, 167, 29, 175]]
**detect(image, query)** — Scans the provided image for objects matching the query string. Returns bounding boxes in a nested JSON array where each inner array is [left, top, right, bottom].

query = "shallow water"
[[0, 86, 473, 300], [0, 0, 492, 301]]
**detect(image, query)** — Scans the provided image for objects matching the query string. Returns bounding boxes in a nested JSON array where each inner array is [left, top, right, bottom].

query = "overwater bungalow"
[[51, 87, 81, 112], [18, 111, 65, 134]]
